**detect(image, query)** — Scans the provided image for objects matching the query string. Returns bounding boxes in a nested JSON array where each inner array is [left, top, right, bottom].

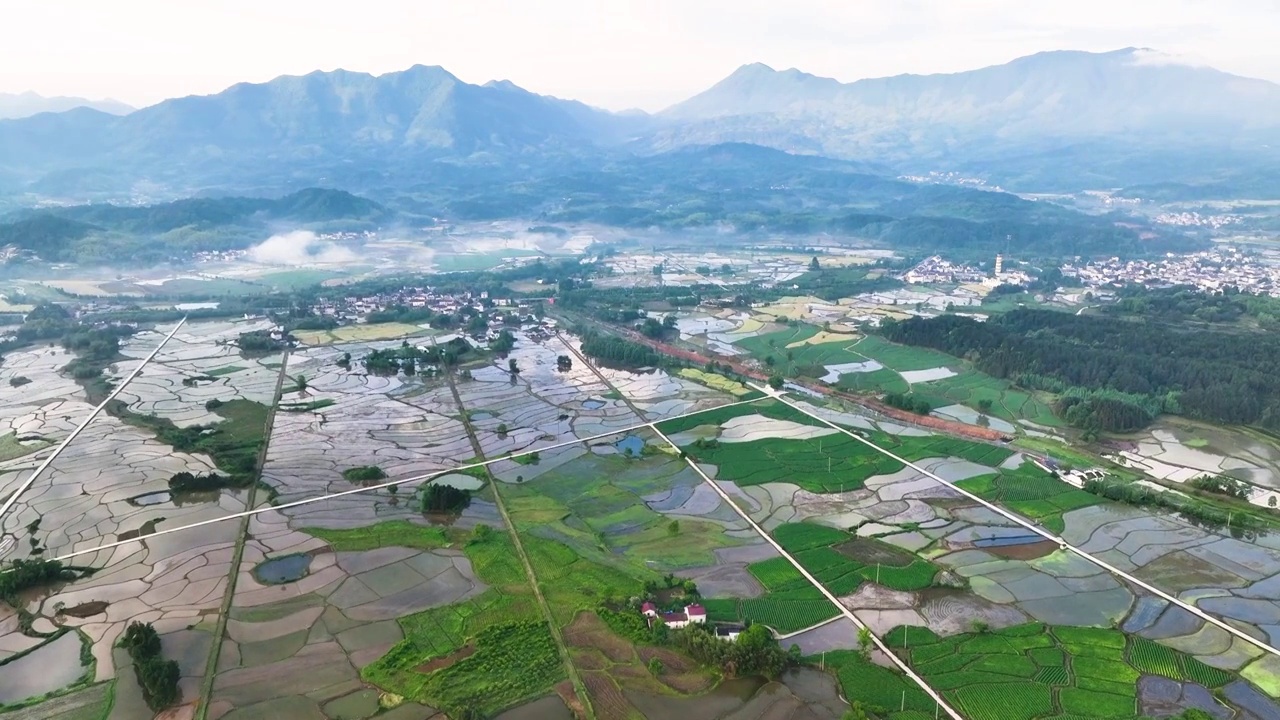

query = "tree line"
[[579, 331, 663, 368], [882, 309, 1280, 431]]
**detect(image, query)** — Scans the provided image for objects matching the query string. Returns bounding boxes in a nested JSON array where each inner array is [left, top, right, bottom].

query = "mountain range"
[[1, 48, 1278, 199], [0, 91, 133, 120]]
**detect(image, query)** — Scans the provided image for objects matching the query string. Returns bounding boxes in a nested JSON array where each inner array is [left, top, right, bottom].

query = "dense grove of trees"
[[168, 471, 234, 493], [119, 622, 181, 711], [363, 337, 474, 375], [670, 624, 795, 679], [882, 310, 1280, 431], [639, 314, 678, 339], [883, 392, 932, 415], [343, 466, 387, 483], [1110, 286, 1280, 328], [421, 484, 471, 513], [1189, 474, 1252, 500], [0, 558, 78, 602], [236, 330, 292, 357], [579, 331, 663, 368], [0, 304, 134, 391]]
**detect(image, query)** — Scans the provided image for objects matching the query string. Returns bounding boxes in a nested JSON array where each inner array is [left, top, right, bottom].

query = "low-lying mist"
[[247, 230, 357, 265]]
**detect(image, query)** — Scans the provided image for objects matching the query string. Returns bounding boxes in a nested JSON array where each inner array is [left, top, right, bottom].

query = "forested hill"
[[881, 310, 1280, 432], [0, 188, 389, 264]]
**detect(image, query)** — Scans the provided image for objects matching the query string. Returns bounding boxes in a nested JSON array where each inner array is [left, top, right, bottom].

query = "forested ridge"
[[882, 309, 1280, 431]]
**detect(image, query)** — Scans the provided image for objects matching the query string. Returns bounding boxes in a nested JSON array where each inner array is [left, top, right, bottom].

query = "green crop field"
[[956, 465, 1099, 534], [734, 597, 841, 633], [866, 622, 1240, 720], [362, 528, 556, 715], [302, 520, 456, 551], [504, 452, 741, 574], [848, 335, 959, 372], [735, 325, 869, 369], [688, 425, 1016, 492], [699, 554, 844, 633], [770, 523, 941, 594], [820, 651, 939, 715], [738, 322, 1065, 430], [889, 434, 1016, 467], [655, 398, 820, 435], [773, 522, 851, 552], [912, 371, 1063, 428], [415, 620, 564, 715], [836, 366, 911, 394], [680, 432, 904, 493], [962, 461, 1100, 530]]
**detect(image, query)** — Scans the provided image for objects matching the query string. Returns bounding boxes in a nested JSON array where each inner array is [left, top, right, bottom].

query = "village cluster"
[[1064, 247, 1280, 295]]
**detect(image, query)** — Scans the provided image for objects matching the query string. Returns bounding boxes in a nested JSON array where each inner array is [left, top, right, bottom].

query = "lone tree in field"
[[294, 374, 308, 395], [810, 256, 821, 271], [508, 358, 520, 374], [768, 375, 785, 390]]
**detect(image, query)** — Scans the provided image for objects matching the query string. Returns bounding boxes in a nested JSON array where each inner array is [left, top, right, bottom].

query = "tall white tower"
[[994, 254, 1004, 276]]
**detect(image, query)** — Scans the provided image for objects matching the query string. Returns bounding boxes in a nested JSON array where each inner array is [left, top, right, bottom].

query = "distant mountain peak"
[[0, 91, 133, 120]]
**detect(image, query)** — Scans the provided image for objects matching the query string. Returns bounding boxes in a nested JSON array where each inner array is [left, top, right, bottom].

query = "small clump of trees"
[[168, 471, 238, 493], [883, 392, 932, 415], [421, 483, 472, 513], [236, 330, 293, 358], [342, 466, 387, 483], [0, 558, 80, 604], [1189, 474, 1252, 500], [119, 622, 180, 711]]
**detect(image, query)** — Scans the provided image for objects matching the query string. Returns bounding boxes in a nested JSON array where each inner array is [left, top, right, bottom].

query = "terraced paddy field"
[[258, 341, 480, 528], [13, 319, 1280, 720], [1, 320, 283, 562]]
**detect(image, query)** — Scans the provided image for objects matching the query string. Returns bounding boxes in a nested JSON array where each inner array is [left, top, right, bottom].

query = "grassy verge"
[[301, 521, 462, 551], [108, 399, 268, 484]]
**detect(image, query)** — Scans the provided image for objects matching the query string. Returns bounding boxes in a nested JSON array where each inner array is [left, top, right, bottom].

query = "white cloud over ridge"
[[247, 230, 357, 265]]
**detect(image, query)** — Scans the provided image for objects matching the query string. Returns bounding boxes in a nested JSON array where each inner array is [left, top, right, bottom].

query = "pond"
[[582, 399, 606, 410], [0, 631, 87, 704], [429, 473, 485, 491], [614, 435, 646, 456], [126, 490, 221, 507], [252, 554, 313, 585]]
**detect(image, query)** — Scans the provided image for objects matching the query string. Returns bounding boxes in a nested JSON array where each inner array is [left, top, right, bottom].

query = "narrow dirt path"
[[197, 348, 292, 719], [442, 353, 595, 720]]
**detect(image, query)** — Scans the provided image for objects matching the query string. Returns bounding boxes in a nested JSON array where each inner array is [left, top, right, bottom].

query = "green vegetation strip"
[[362, 530, 559, 716], [302, 521, 457, 552], [848, 622, 1240, 720], [674, 414, 1015, 495]]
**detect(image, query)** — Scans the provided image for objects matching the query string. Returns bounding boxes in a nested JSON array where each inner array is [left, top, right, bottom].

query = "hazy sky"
[[2, 0, 1277, 111]]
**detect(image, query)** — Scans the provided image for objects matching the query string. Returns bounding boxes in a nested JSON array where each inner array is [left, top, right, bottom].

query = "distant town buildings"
[[902, 255, 1031, 288], [1152, 211, 1242, 229], [1063, 247, 1280, 296]]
